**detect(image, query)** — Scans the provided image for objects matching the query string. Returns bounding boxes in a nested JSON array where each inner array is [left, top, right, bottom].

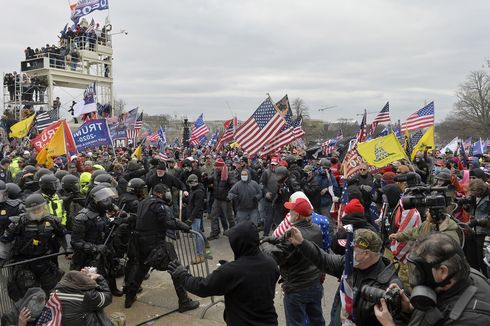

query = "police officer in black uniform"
[[0, 194, 65, 301], [59, 174, 84, 251], [70, 184, 123, 296], [0, 180, 23, 236], [124, 183, 199, 312]]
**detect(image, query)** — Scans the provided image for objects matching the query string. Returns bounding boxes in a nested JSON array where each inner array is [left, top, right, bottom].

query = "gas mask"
[[406, 250, 458, 310]]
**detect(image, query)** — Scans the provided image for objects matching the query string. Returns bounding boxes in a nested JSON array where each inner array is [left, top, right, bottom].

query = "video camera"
[[395, 173, 450, 224], [361, 285, 401, 316]]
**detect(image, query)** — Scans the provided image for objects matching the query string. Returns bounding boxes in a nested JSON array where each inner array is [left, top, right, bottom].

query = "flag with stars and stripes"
[[410, 130, 423, 149], [190, 113, 210, 145], [134, 112, 143, 130], [292, 116, 306, 139], [368, 102, 390, 135], [262, 108, 297, 155], [198, 135, 208, 146], [35, 292, 62, 326], [146, 132, 160, 143], [85, 18, 96, 33], [126, 128, 140, 141], [355, 110, 367, 144], [216, 117, 237, 150], [235, 97, 285, 157], [321, 139, 337, 156], [339, 224, 354, 321], [401, 102, 434, 131], [35, 110, 58, 132]]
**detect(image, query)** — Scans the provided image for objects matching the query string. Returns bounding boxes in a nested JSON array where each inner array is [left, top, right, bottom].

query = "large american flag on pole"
[[262, 110, 301, 155], [134, 112, 143, 130], [235, 97, 285, 156], [356, 110, 367, 144], [189, 113, 210, 145], [36, 292, 62, 326], [340, 224, 354, 321], [401, 102, 434, 131], [368, 102, 390, 135]]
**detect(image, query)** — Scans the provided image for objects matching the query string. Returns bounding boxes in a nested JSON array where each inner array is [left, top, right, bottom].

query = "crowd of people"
[[0, 140, 489, 325], [3, 72, 47, 103]]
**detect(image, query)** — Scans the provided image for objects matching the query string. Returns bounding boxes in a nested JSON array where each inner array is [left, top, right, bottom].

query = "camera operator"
[[288, 226, 404, 326], [374, 232, 490, 326]]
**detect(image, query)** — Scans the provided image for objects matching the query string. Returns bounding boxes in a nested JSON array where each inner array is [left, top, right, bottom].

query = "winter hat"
[[214, 157, 225, 167], [284, 197, 313, 216], [344, 198, 364, 215], [270, 157, 279, 165], [382, 172, 396, 184]]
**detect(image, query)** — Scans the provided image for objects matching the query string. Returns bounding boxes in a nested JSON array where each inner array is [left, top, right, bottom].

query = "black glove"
[[468, 219, 478, 228], [177, 220, 191, 233], [218, 259, 229, 265], [260, 236, 280, 244], [167, 260, 189, 283], [96, 244, 108, 255]]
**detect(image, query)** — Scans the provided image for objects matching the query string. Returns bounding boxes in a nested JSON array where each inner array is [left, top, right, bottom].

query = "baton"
[[2, 251, 74, 268]]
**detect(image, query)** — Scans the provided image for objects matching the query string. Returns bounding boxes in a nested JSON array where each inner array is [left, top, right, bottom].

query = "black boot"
[[174, 282, 199, 312], [125, 295, 136, 308], [108, 277, 123, 297]]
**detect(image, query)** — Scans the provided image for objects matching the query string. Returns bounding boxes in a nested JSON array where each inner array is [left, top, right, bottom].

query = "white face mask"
[[241, 175, 248, 182]]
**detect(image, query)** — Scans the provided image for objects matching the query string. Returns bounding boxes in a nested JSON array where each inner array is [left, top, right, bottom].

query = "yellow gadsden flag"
[[357, 133, 407, 168], [36, 125, 66, 168], [411, 126, 435, 160], [132, 144, 142, 160], [9, 114, 36, 138]]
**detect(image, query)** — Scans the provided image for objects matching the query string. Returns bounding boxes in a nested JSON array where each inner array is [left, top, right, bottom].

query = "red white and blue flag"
[[216, 117, 237, 150], [390, 207, 421, 263], [340, 224, 354, 321], [401, 102, 435, 131], [262, 109, 302, 155], [36, 292, 62, 326], [235, 97, 285, 156], [368, 102, 390, 135], [190, 113, 210, 145]]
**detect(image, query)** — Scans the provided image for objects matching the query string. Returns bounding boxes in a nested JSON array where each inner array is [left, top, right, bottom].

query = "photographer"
[[374, 233, 490, 326], [288, 227, 404, 326]]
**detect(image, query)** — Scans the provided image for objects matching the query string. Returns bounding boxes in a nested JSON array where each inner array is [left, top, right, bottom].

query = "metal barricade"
[[168, 230, 224, 319], [0, 264, 15, 314]]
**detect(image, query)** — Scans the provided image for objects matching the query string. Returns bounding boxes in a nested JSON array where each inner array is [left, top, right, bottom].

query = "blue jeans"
[[235, 209, 259, 225], [191, 218, 205, 256], [284, 284, 325, 326], [260, 200, 274, 235]]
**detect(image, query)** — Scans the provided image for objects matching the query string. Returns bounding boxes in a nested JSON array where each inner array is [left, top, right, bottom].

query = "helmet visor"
[[0, 189, 6, 203], [92, 187, 118, 203], [26, 202, 50, 221]]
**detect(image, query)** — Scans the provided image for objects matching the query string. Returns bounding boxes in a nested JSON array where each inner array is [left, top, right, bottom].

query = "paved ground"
[[102, 221, 338, 326]]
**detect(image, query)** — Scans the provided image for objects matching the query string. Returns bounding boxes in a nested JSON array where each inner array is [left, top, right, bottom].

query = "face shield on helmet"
[[0, 189, 7, 203], [26, 202, 50, 221], [92, 187, 117, 212]]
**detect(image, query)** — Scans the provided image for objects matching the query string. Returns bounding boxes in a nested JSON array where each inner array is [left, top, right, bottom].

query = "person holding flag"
[[288, 226, 404, 326]]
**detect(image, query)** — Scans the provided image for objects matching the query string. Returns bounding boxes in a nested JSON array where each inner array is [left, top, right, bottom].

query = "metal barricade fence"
[[0, 264, 14, 314], [168, 230, 224, 319]]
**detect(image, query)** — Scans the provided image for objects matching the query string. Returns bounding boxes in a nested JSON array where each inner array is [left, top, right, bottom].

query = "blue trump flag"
[[72, 119, 113, 151]]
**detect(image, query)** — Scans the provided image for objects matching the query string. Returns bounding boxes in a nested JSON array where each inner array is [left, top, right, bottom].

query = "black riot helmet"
[[33, 168, 52, 183], [6, 183, 22, 200], [127, 178, 147, 197], [0, 180, 6, 203], [89, 185, 117, 213], [90, 170, 107, 185], [61, 174, 80, 194], [55, 170, 69, 182], [39, 174, 60, 196], [24, 193, 50, 221], [93, 173, 114, 186]]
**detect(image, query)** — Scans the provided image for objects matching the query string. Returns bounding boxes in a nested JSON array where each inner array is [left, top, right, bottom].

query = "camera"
[[361, 285, 401, 315], [455, 196, 476, 207]]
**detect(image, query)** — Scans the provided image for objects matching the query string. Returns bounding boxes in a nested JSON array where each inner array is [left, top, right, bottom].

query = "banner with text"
[[72, 119, 113, 150]]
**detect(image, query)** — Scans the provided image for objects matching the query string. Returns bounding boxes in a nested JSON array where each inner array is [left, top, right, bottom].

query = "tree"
[[113, 99, 125, 117], [291, 97, 310, 118], [453, 71, 490, 136]]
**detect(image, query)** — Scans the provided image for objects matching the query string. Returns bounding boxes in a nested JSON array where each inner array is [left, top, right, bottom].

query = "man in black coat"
[[168, 221, 280, 326], [147, 161, 188, 196]]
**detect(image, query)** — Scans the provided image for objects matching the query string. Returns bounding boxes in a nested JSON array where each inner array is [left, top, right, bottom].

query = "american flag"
[[36, 292, 62, 326], [292, 116, 306, 139], [126, 128, 140, 141], [216, 117, 237, 150], [356, 110, 367, 144], [340, 224, 354, 321], [158, 152, 168, 161], [235, 97, 285, 157], [36, 110, 58, 131], [198, 135, 208, 146], [336, 181, 349, 229], [262, 109, 299, 155], [190, 113, 210, 145], [401, 102, 435, 131], [85, 18, 96, 33], [146, 132, 160, 142], [368, 102, 390, 135], [321, 139, 337, 156], [134, 112, 143, 130], [390, 207, 421, 263]]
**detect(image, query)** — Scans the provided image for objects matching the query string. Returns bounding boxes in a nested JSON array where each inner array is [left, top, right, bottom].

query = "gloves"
[[468, 219, 478, 228], [359, 185, 373, 193], [96, 244, 108, 255], [167, 260, 189, 283], [177, 221, 191, 233]]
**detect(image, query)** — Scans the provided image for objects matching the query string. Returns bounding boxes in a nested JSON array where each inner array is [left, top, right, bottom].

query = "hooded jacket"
[[228, 170, 262, 211], [182, 222, 280, 326], [188, 183, 205, 221], [1, 287, 45, 326]]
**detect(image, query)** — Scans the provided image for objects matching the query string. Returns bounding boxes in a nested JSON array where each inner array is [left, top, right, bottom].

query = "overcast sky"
[[2, 1, 489, 124]]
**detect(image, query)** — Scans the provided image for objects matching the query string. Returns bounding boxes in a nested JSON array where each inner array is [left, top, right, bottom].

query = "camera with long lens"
[[361, 285, 401, 315]]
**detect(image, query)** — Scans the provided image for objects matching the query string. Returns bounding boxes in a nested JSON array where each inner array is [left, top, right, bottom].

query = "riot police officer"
[[59, 174, 84, 251], [70, 185, 123, 296], [0, 180, 23, 236], [124, 184, 199, 312], [37, 174, 67, 226], [120, 178, 146, 215], [0, 194, 65, 300]]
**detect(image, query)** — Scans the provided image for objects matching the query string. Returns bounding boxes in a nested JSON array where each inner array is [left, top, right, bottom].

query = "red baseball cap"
[[284, 198, 313, 216]]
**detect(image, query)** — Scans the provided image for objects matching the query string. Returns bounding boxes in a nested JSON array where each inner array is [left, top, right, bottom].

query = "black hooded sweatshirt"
[[183, 222, 280, 326]]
